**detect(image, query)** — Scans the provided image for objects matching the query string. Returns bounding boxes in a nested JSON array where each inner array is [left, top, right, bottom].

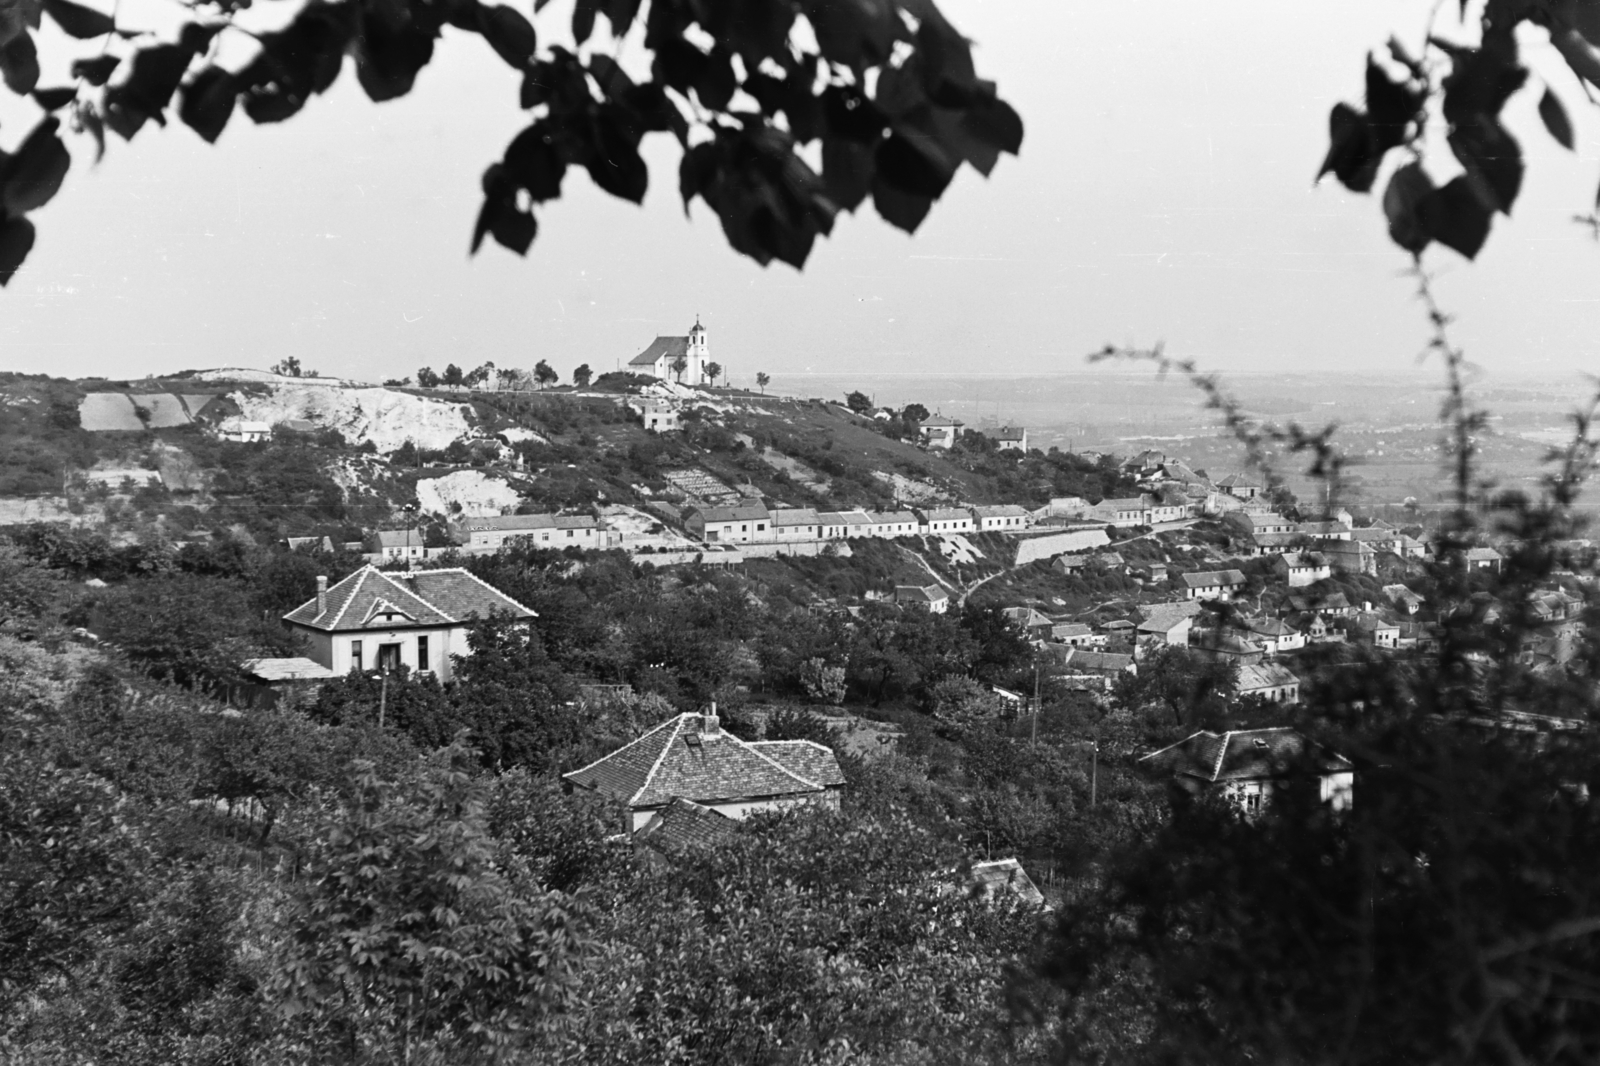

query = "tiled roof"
[[242, 657, 338, 681], [749, 740, 847, 787], [1237, 663, 1300, 692], [770, 508, 820, 525], [895, 584, 948, 604], [1051, 648, 1134, 672], [1142, 727, 1349, 782], [1099, 497, 1146, 510], [629, 335, 690, 367], [1279, 552, 1327, 568], [1052, 623, 1093, 638], [455, 513, 597, 532], [283, 567, 535, 632], [1138, 600, 1203, 620], [917, 508, 970, 522], [1216, 473, 1262, 489], [968, 858, 1046, 906], [1003, 606, 1053, 628], [973, 504, 1030, 518], [563, 713, 832, 808], [634, 797, 739, 851], [1466, 547, 1504, 561], [692, 504, 770, 523], [1180, 569, 1246, 588], [921, 415, 963, 427], [990, 427, 1026, 441]]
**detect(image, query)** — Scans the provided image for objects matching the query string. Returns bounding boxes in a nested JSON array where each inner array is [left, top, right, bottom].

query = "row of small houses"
[[685, 503, 1033, 544]]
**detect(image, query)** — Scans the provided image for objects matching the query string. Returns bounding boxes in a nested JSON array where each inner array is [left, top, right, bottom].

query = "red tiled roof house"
[[562, 711, 846, 834], [282, 566, 536, 680]]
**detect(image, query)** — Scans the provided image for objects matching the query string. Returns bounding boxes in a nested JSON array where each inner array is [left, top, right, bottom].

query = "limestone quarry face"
[[229, 383, 476, 453], [414, 470, 523, 517]]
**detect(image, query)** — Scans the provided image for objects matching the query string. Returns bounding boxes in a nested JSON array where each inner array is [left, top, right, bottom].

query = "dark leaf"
[[520, 70, 548, 108], [1, 115, 70, 216], [477, 4, 535, 70], [42, 0, 113, 40], [601, 0, 640, 38], [1418, 175, 1493, 259], [489, 200, 535, 253], [960, 94, 1022, 157], [354, 12, 435, 102], [584, 108, 647, 202], [695, 45, 736, 111], [822, 135, 873, 210], [805, 0, 895, 68], [653, 38, 708, 93], [0, 214, 36, 286], [179, 67, 237, 143], [875, 128, 958, 199], [71, 54, 119, 85], [1438, 42, 1526, 127], [503, 123, 564, 201], [1317, 102, 1381, 193], [1364, 53, 1422, 152], [928, 106, 997, 176], [871, 172, 931, 233], [587, 53, 632, 98], [822, 85, 886, 143], [1447, 116, 1522, 215], [678, 141, 718, 212], [1382, 161, 1435, 254], [572, 0, 596, 45], [913, 2, 976, 100], [177, 21, 222, 52], [1538, 87, 1574, 150], [1, 31, 39, 95], [105, 43, 197, 139], [31, 86, 75, 110]]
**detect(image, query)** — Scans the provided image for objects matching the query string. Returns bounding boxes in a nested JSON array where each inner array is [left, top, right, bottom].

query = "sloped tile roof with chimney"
[[1237, 663, 1300, 693], [283, 566, 535, 632], [691, 503, 771, 524], [563, 712, 840, 810], [629, 335, 690, 367], [1141, 727, 1350, 782]]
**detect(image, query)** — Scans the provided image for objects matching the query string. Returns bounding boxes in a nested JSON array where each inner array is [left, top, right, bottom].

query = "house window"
[[417, 635, 430, 672], [566, 530, 574, 538], [378, 643, 402, 673], [350, 640, 364, 672]]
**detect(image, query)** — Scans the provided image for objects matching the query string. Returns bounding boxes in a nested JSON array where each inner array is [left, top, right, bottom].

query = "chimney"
[[316, 575, 328, 616], [702, 701, 719, 736]]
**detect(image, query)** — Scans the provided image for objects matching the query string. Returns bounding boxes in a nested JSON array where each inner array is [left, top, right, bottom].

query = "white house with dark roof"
[[1236, 663, 1301, 703], [1141, 727, 1353, 815], [453, 513, 602, 552], [971, 504, 1031, 532], [562, 711, 845, 834], [988, 427, 1028, 451], [628, 319, 712, 385], [282, 566, 536, 680], [916, 507, 974, 534], [1276, 551, 1331, 588], [919, 414, 964, 450], [895, 584, 950, 613], [866, 510, 922, 537], [1093, 497, 1151, 525], [769, 507, 821, 541], [1180, 569, 1248, 601], [686, 503, 771, 543], [1215, 473, 1263, 499], [368, 528, 427, 563]]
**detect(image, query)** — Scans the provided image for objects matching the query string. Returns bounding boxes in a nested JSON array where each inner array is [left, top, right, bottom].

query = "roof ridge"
[[372, 568, 458, 625], [1210, 731, 1232, 782], [562, 713, 684, 786], [737, 733, 825, 791], [627, 715, 692, 806], [325, 567, 382, 630], [425, 566, 540, 619]]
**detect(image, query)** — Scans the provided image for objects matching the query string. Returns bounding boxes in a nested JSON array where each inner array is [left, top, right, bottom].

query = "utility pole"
[[378, 671, 388, 732], [1031, 658, 1040, 747], [1091, 713, 1100, 808]]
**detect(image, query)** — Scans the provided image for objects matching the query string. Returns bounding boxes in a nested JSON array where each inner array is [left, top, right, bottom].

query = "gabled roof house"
[[283, 566, 536, 680], [563, 711, 845, 833], [1141, 727, 1353, 816]]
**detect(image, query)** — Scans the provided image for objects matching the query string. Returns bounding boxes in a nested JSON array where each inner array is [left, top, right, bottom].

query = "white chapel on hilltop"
[[629, 319, 715, 386]]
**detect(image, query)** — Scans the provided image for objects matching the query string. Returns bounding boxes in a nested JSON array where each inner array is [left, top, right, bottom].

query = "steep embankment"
[[230, 383, 477, 453]]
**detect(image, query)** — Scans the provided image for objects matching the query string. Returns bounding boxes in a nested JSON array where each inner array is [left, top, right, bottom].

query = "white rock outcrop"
[[415, 470, 523, 517], [230, 383, 476, 453]]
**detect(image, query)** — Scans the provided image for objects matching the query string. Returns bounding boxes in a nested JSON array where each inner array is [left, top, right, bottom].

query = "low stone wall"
[[631, 548, 745, 568]]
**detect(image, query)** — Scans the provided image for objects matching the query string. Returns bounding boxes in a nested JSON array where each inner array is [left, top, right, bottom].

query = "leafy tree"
[[669, 354, 688, 384], [0, 0, 1021, 284], [571, 363, 592, 388], [1110, 644, 1238, 728], [416, 366, 441, 389], [845, 390, 874, 414], [534, 359, 558, 389], [1323, 7, 1600, 261], [270, 356, 302, 377], [903, 402, 930, 425], [382, 376, 411, 387], [756, 372, 770, 395], [442, 363, 465, 391], [704, 360, 722, 387], [273, 742, 591, 1062]]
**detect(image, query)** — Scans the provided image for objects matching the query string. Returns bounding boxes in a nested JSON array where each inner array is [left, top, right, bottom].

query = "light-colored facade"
[[687, 504, 771, 544], [867, 510, 921, 537], [454, 513, 603, 551], [628, 320, 712, 385], [1181, 569, 1247, 601], [895, 584, 950, 613], [972, 504, 1031, 532], [642, 401, 680, 432], [770, 507, 821, 540], [990, 427, 1028, 451], [1278, 551, 1331, 588], [919, 415, 964, 450], [282, 566, 537, 682], [1141, 728, 1353, 816], [917, 507, 975, 534], [370, 528, 427, 563]]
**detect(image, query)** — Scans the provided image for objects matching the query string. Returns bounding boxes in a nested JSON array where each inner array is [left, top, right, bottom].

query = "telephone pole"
[[1031, 658, 1040, 747]]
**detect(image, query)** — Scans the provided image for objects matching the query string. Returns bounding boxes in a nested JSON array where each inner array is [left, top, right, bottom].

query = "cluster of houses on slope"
[[685, 502, 1032, 544]]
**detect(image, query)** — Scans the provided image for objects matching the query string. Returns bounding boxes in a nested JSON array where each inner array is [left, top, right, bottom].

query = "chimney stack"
[[316, 575, 328, 616], [702, 701, 719, 736]]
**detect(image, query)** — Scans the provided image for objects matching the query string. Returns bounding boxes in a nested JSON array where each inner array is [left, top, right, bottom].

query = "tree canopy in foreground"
[[0, 0, 1023, 284]]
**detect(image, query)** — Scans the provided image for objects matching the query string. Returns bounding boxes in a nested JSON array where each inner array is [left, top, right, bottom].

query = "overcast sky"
[[1, 0, 1595, 385]]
